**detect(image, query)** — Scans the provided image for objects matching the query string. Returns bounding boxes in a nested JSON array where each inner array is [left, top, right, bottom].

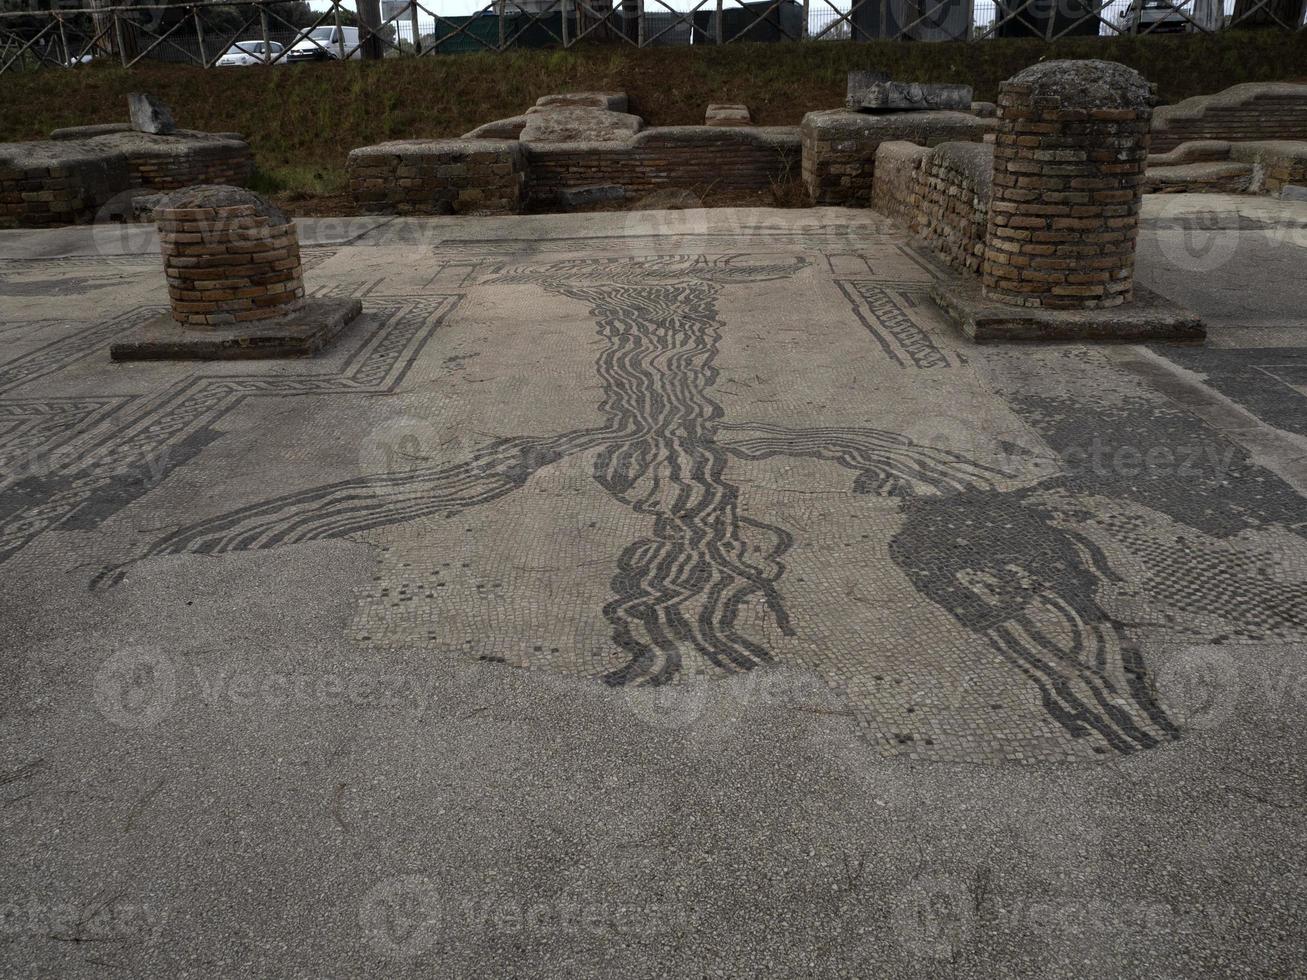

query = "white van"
[[285, 25, 361, 62]]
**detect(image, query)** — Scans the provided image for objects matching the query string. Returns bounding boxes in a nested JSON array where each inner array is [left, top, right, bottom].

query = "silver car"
[[216, 40, 285, 66]]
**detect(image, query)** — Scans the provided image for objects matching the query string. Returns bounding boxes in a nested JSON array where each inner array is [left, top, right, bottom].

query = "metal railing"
[[0, 0, 1303, 73]]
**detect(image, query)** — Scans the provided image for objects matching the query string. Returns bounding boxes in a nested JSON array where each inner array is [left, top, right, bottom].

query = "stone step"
[[1146, 139, 1232, 167], [1144, 160, 1254, 194]]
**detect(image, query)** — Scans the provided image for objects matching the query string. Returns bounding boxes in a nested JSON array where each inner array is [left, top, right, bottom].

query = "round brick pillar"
[[157, 185, 304, 328], [982, 60, 1152, 310]]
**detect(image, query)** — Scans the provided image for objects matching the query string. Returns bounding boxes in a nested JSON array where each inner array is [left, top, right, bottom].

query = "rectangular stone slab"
[[930, 276, 1205, 343], [849, 80, 974, 113], [110, 297, 363, 361]]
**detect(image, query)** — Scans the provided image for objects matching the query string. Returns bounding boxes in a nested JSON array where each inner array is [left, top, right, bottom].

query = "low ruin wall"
[[348, 140, 527, 215], [800, 108, 986, 207], [526, 127, 799, 205], [1151, 83, 1307, 152], [872, 141, 993, 276], [348, 127, 799, 213], [914, 143, 993, 276], [0, 130, 253, 229]]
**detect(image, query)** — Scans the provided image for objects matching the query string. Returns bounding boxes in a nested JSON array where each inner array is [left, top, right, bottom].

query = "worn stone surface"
[[128, 92, 177, 135], [850, 79, 974, 114], [534, 91, 629, 112], [3, 202, 1307, 975], [461, 115, 529, 140], [49, 122, 132, 140], [845, 69, 890, 106], [519, 107, 644, 144]]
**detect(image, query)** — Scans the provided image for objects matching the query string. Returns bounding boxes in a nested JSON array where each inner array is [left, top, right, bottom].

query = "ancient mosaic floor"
[[3, 206, 1306, 766]]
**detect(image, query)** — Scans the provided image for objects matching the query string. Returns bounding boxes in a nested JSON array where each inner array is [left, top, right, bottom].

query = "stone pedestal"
[[982, 60, 1151, 310], [111, 185, 360, 360]]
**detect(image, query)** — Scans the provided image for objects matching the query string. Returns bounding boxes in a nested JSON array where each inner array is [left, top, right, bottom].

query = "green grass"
[[3, 32, 1305, 200]]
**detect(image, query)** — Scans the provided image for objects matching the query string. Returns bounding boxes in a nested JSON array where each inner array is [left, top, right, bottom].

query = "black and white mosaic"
[[4, 220, 1306, 764]]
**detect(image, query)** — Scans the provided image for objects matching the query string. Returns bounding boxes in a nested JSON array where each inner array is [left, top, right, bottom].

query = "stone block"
[[128, 93, 177, 135], [850, 79, 974, 114], [520, 108, 644, 145]]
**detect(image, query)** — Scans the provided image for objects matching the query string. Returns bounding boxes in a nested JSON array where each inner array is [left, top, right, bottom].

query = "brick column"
[[982, 60, 1152, 310], [157, 185, 304, 327]]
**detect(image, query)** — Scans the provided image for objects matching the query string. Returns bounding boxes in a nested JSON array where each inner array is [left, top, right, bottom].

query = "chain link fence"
[[1, 0, 1303, 73]]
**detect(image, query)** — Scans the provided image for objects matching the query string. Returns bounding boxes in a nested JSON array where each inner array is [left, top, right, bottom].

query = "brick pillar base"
[[157, 185, 304, 328], [982, 60, 1152, 310]]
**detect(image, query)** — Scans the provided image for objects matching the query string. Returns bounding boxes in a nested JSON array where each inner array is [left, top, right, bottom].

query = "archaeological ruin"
[[109, 185, 361, 360], [0, 95, 253, 229]]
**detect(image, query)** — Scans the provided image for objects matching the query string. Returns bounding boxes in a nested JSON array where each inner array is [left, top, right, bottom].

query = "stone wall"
[[800, 108, 986, 207], [872, 141, 993, 276], [1151, 83, 1307, 152], [0, 130, 253, 229], [0, 142, 129, 229], [526, 127, 799, 205], [348, 139, 527, 215], [347, 127, 798, 212]]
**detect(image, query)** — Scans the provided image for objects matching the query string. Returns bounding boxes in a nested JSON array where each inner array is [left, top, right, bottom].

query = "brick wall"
[[872, 141, 993, 276], [914, 143, 993, 276], [348, 139, 527, 215], [870, 141, 929, 228], [800, 108, 986, 207], [0, 147, 128, 229], [1152, 83, 1307, 152], [158, 196, 304, 328], [526, 127, 799, 204], [0, 132, 253, 229]]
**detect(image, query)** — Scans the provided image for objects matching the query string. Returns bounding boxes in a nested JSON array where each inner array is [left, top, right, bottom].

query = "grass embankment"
[[2, 32, 1305, 207]]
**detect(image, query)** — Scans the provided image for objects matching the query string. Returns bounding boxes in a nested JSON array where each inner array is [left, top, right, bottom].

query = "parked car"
[[216, 40, 284, 66], [285, 25, 361, 61], [1122, 0, 1193, 32]]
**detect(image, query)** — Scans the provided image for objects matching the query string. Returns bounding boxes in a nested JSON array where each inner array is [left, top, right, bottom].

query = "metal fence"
[[1, 0, 1303, 73]]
